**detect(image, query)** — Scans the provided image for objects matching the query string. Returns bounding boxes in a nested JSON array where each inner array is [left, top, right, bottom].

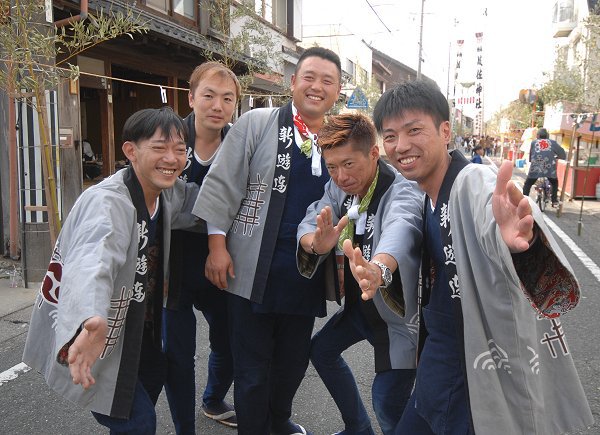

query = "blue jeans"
[[92, 328, 167, 434], [228, 294, 315, 435], [92, 381, 157, 435], [163, 284, 232, 434], [310, 305, 415, 435]]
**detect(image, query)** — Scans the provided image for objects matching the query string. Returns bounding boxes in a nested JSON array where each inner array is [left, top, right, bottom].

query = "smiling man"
[[23, 107, 201, 434], [192, 47, 342, 435], [348, 80, 593, 435], [296, 113, 423, 435], [163, 62, 241, 433]]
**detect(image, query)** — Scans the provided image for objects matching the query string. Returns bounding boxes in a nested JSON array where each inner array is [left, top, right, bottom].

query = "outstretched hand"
[[492, 161, 535, 253], [312, 206, 349, 254], [342, 239, 381, 300], [68, 316, 108, 389]]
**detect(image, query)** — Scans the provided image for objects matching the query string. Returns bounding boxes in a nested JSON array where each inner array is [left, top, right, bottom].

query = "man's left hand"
[[492, 161, 535, 253]]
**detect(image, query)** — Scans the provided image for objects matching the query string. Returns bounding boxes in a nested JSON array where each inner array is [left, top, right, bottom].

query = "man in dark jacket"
[[522, 128, 566, 207]]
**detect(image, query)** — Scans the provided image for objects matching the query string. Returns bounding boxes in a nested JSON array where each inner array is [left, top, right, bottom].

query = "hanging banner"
[[474, 32, 484, 137], [453, 40, 464, 102]]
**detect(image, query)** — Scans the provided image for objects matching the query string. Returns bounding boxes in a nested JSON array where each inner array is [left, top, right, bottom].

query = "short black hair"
[[295, 46, 342, 80], [122, 107, 188, 144], [537, 128, 549, 139], [373, 80, 449, 133]]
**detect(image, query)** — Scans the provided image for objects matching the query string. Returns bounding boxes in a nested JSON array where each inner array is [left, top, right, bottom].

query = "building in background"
[[0, 0, 303, 280]]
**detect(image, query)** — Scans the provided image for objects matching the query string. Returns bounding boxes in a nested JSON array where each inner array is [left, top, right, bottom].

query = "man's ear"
[[122, 141, 137, 162], [440, 121, 451, 143], [370, 143, 380, 160], [188, 91, 194, 109]]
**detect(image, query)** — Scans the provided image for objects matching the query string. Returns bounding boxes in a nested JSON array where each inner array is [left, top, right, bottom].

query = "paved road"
[[0, 157, 598, 434]]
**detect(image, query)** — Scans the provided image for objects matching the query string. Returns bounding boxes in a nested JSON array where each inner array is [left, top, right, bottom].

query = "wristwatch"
[[372, 260, 392, 288]]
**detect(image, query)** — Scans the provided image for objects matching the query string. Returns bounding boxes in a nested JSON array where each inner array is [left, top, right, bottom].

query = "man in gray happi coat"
[[347, 80, 594, 434], [296, 113, 422, 434], [23, 108, 199, 434], [193, 47, 342, 435]]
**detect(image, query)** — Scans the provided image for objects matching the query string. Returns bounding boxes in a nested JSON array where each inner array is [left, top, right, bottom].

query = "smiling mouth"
[[307, 95, 323, 101], [400, 156, 418, 165], [158, 168, 175, 175]]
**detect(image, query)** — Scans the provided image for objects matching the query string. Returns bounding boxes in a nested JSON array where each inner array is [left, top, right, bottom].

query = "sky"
[[301, 0, 558, 119]]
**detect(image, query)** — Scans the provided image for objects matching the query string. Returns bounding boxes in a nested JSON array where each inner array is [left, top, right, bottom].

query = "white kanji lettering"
[[276, 153, 291, 170], [136, 254, 148, 275], [279, 126, 294, 148], [366, 214, 375, 239], [131, 281, 145, 302], [449, 273, 460, 298], [273, 175, 287, 193], [440, 203, 450, 229], [138, 221, 148, 250], [362, 245, 372, 261], [443, 244, 456, 265]]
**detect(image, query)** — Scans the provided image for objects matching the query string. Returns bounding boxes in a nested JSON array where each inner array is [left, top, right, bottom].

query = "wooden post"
[[557, 120, 580, 218]]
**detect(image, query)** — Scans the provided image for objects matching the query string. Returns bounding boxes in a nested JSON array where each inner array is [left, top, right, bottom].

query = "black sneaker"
[[202, 401, 237, 428], [271, 420, 312, 435]]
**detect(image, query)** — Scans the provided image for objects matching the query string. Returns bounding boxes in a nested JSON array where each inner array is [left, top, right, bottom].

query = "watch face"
[[374, 260, 392, 287]]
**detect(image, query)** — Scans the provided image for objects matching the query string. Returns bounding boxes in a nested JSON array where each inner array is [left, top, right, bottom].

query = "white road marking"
[[542, 215, 600, 283], [0, 362, 31, 386]]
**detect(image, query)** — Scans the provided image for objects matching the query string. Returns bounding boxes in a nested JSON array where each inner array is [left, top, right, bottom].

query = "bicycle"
[[535, 177, 551, 212]]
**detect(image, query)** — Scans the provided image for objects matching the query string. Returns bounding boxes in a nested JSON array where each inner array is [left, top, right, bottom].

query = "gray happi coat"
[[193, 107, 285, 301], [22, 169, 199, 417], [450, 163, 593, 434], [297, 162, 423, 369]]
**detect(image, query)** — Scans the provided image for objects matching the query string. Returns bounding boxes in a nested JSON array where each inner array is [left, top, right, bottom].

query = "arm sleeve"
[[296, 180, 339, 278], [192, 112, 264, 232]]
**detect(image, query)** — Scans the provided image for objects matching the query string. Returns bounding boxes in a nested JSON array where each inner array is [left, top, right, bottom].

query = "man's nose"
[[212, 98, 223, 111]]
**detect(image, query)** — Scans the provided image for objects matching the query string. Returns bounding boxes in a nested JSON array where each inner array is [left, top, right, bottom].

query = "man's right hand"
[[206, 234, 235, 289], [68, 316, 108, 389]]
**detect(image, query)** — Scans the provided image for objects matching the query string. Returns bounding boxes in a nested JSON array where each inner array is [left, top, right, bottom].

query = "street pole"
[[557, 116, 583, 218], [417, 0, 425, 79]]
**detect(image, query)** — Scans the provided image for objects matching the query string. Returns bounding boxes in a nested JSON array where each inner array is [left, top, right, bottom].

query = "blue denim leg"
[[394, 392, 435, 435], [310, 306, 375, 435], [197, 288, 233, 407], [372, 369, 416, 435], [91, 380, 156, 435], [163, 294, 197, 434]]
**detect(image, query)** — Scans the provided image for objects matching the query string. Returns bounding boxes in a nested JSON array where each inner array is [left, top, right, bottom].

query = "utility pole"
[[417, 0, 425, 79]]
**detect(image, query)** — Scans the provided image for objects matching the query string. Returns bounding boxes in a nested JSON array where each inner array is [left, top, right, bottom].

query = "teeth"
[[400, 157, 417, 165], [307, 95, 323, 101], [158, 169, 175, 175]]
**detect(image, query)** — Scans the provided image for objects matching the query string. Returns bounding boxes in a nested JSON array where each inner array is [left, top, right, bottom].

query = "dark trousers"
[[311, 306, 415, 435], [523, 177, 559, 203], [228, 294, 315, 435], [92, 327, 167, 435], [163, 284, 232, 434]]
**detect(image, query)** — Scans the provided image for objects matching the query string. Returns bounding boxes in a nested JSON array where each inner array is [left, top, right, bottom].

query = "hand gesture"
[[342, 239, 381, 300], [68, 316, 108, 389], [312, 206, 348, 254], [492, 161, 534, 253]]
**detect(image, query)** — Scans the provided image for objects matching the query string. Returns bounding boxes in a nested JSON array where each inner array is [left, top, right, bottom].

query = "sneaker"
[[202, 401, 237, 428], [272, 420, 312, 435], [552, 202, 559, 208]]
